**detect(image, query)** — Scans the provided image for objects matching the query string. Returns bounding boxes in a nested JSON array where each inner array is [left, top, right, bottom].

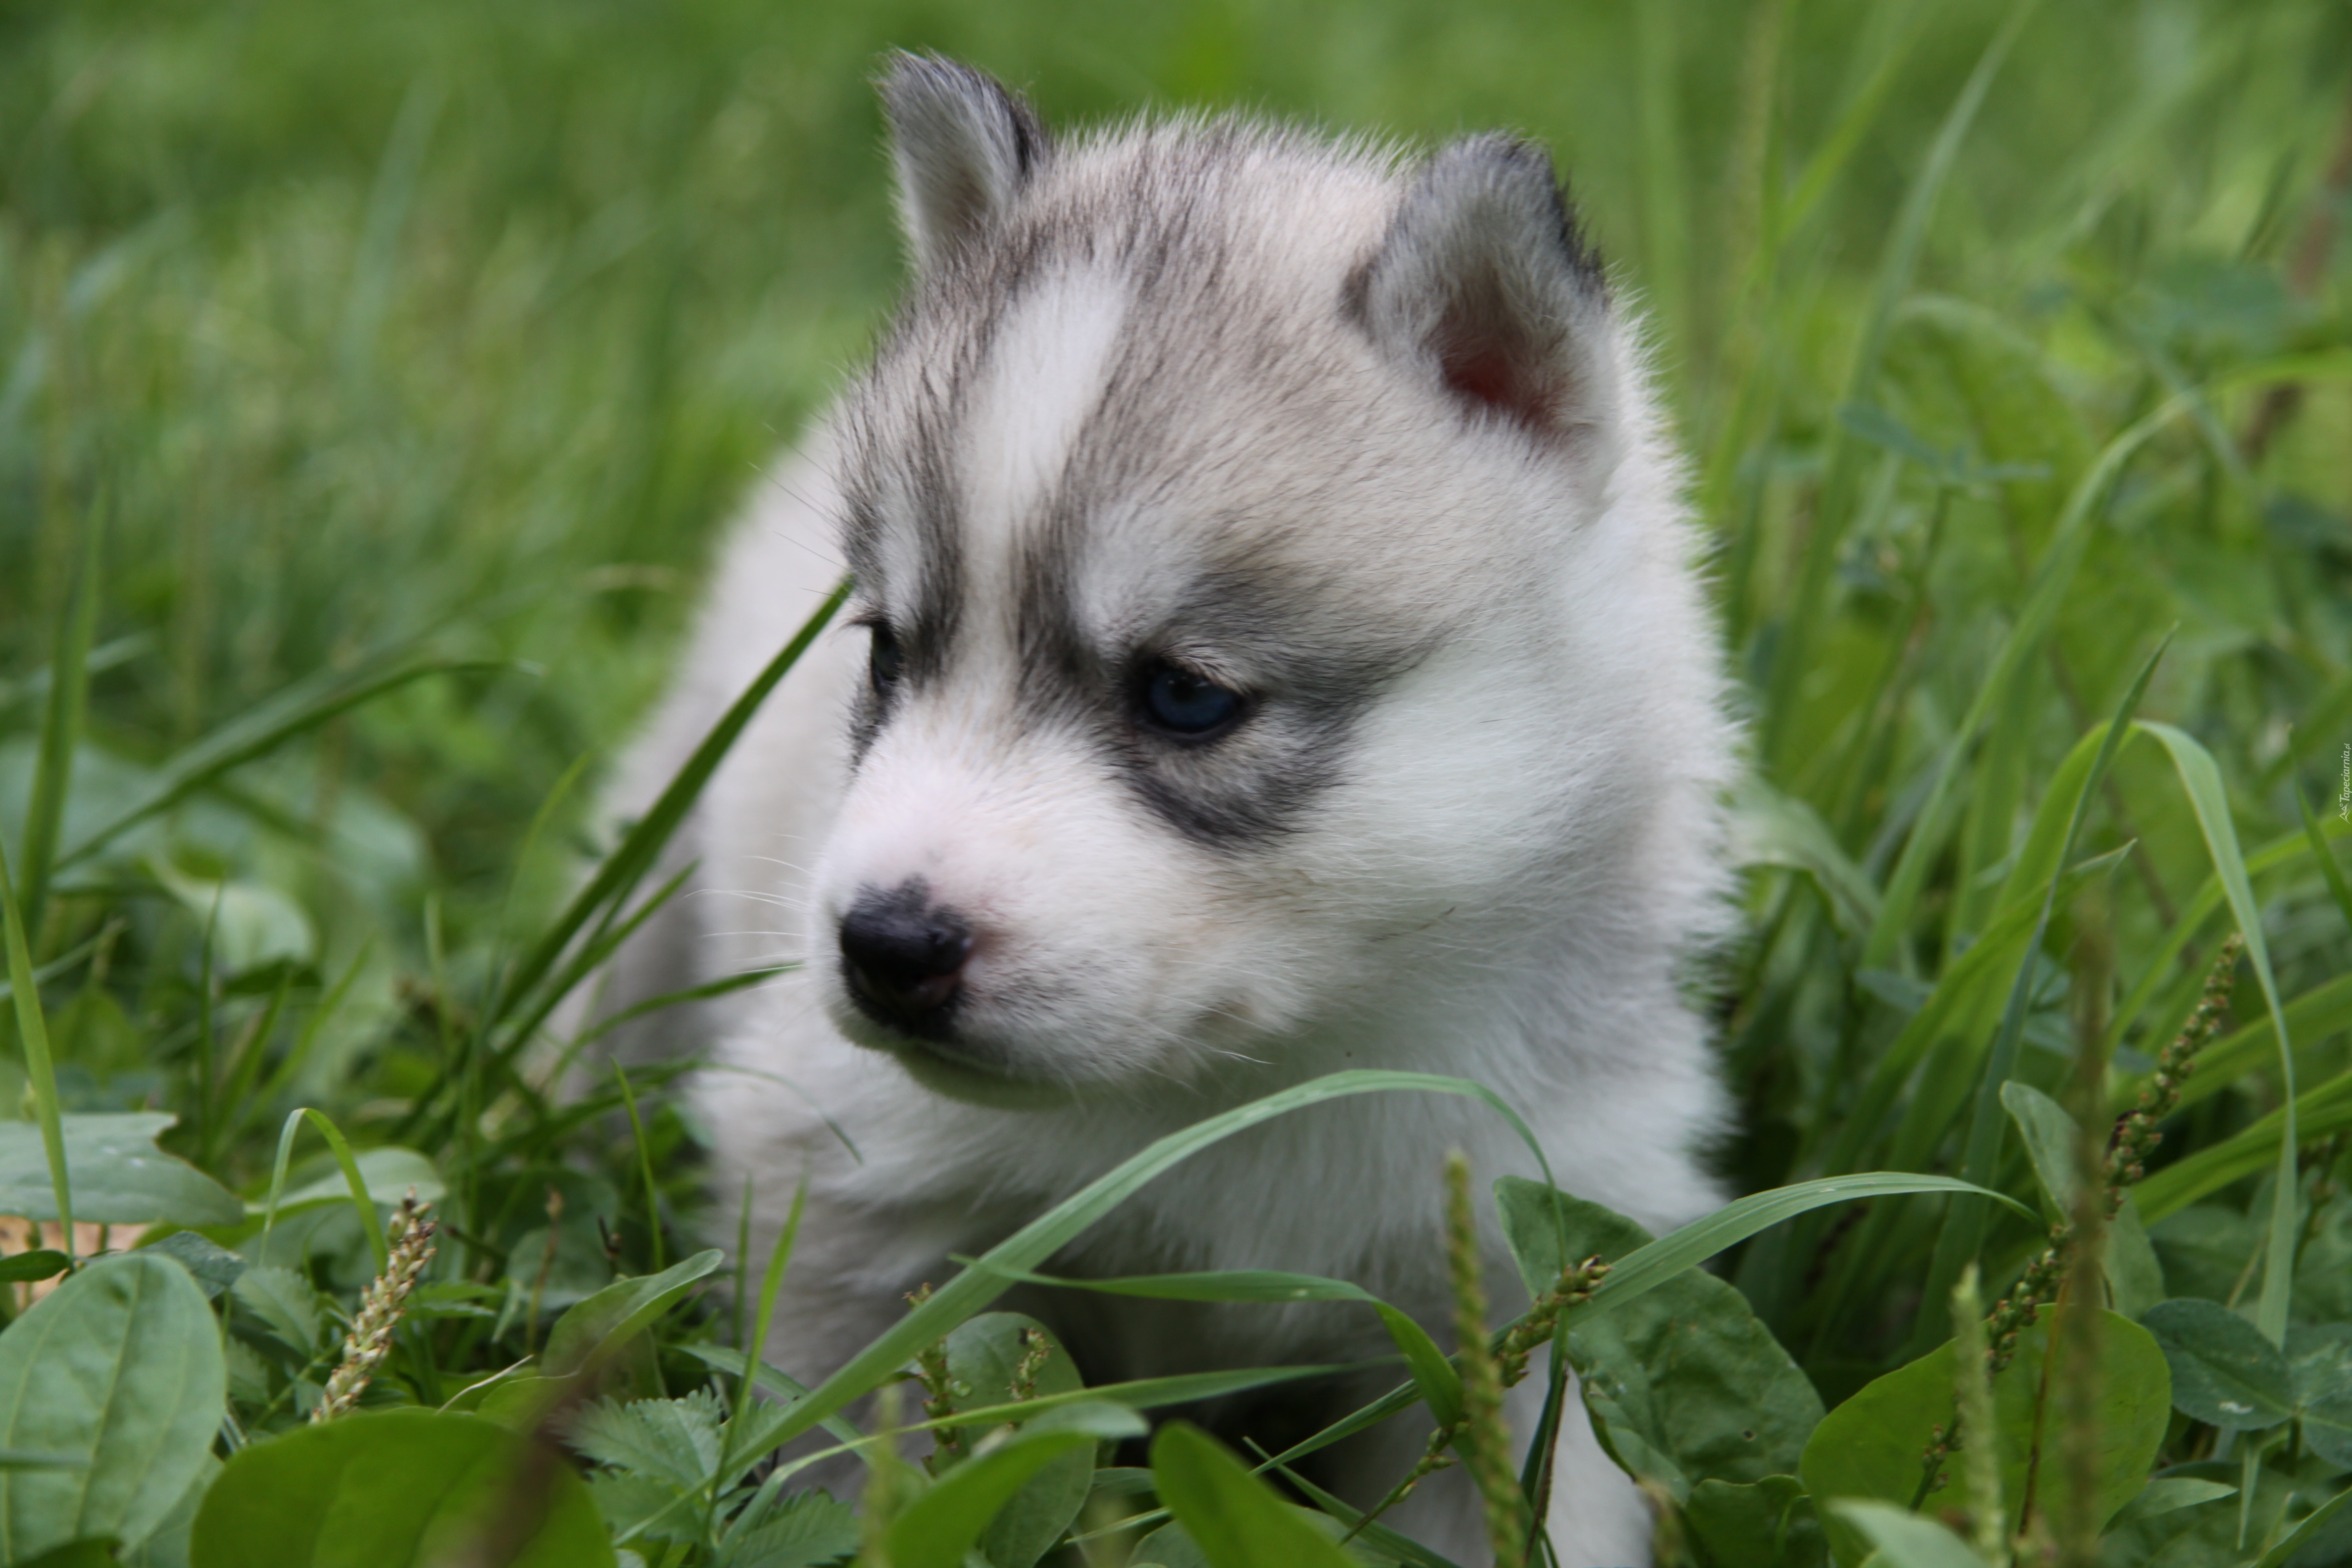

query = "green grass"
[[1, 0, 2351, 1565]]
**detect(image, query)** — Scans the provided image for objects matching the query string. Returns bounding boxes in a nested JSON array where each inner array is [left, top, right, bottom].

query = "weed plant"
[[1, 1, 2350, 1565]]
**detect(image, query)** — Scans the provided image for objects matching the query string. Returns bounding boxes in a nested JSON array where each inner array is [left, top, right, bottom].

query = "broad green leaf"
[[1131, 1508, 1399, 1568], [887, 1405, 1142, 1568], [936, 1315, 1090, 1568], [188, 1409, 612, 1568], [541, 1248, 724, 1377], [140, 1232, 245, 1300], [229, 1266, 322, 1357], [669, 1345, 864, 1447], [709, 1491, 857, 1567], [0, 1254, 227, 1563], [0, 1115, 242, 1227], [2286, 1323, 2352, 1468], [1997, 1081, 2082, 1222], [1131, 1520, 1216, 1568], [120, 1454, 215, 1568], [1147, 1423, 1354, 1568], [2107, 1475, 2236, 1526], [17, 1542, 115, 1568], [566, 1389, 724, 1493], [2143, 1298, 2294, 1431], [438, 1360, 536, 1416], [1828, 1501, 1984, 1568], [268, 1147, 444, 1214], [957, 1265, 1463, 1429], [1685, 1476, 1826, 1568], [1255, 1459, 1463, 1568], [1495, 1180, 1823, 1500], [147, 863, 314, 978], [1249, 1172, 2033, 1484], [0, 1254, 66, 1286], [1798, 1312, 2168, 1567], [2250, 1480, 2352, 1568], [2104, 1196, 2168, 1322]]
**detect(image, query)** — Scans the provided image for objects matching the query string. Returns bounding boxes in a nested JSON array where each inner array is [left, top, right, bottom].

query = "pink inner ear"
[[1438, 334, 1558, 434]]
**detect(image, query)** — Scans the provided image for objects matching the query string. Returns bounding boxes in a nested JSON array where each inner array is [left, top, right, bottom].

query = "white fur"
[[593, 69, 1739, 1568]]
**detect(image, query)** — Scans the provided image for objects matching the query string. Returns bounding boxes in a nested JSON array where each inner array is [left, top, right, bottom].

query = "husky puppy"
[[598, 55, 1737, 1565]]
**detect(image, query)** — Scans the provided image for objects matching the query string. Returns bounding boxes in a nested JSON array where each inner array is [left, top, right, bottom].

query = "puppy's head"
[[810, 57, 1669, 1104]]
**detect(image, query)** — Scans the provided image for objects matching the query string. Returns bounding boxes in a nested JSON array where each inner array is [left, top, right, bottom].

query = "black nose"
[[838, 882, 973, 1032]]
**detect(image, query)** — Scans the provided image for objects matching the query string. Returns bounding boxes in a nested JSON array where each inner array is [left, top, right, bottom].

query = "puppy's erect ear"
[[1352, 136, 1613, 445], [879, 53, 1050, 274]]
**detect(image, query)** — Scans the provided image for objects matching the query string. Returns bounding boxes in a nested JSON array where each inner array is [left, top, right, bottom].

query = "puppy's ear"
[[878, 53, 1050, 274], [1352, 136, 1613, 445]]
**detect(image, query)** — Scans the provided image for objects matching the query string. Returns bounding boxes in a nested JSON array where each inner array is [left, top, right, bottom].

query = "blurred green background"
[[2, 0, 2350, 1325]]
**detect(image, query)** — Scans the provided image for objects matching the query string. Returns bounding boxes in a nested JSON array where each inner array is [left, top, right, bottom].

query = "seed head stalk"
[[313, 1190, 438, 1422], [1445, 1151, 1527, 1567], [1919, 935, 2240, 1499]]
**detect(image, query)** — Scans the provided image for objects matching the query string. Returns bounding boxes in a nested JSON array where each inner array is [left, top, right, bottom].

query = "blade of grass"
[[0, 927, 108, 1008], [557, 962, 795, 1059], [2138, 721, 2300, 1345], [257, 1107, 391, 1271], [612, 1062, 664, 1274], [17, 501, 100, 940], [209, 964, 298, 1168], [2301, 788, 2352, 936], [1908, 634, 2168, 1350], [250, 938, 375, 1116], [1861, 391, 2201, 971], [1820, 845, 2128, 1180], [474, 744, 598, 1045], [952, 1258, 1464, 1426], [0, 633, 147, 721], [2103, 821, 2346, 1062], [2136, 1068, 2352, 1221], [474, 579, 848, 1041], [2167, 974, 2352, 1116], [400, 579, 849, 1141], [764, 1069, 1555, 1451], [54, 653, 502, 870], [0, 836, 72, 1263], [708, 1176, 805, 1540], [471, 859, 701, 1108], [1763, 0, 2038, 768]]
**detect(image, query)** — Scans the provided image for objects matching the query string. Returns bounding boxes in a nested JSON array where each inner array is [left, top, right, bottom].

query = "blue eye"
[[1140, 662, 1244, 737], [868, 625, 905, 693]]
